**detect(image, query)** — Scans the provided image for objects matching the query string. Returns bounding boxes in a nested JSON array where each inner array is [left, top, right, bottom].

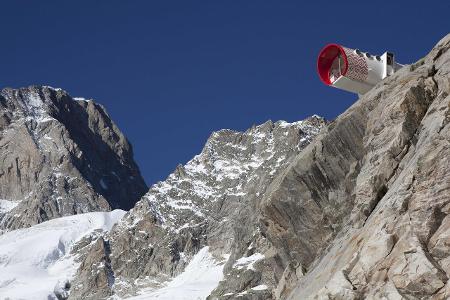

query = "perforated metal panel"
[[343, 48, 368, 82]]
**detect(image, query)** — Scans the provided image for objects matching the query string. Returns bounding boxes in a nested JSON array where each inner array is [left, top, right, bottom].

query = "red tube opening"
[[317, 44, 348, 85]]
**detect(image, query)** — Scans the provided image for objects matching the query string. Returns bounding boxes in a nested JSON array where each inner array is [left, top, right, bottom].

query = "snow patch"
[[233, 253, 265, 271], [278, 120, 302, 128], [24, 91, 55, 124], [0, 210, 126, 300], [73, 97, 92, 102], [43, 86, 63, 92], [129, 247, 226, 300], [0, 199, 19, 214], [251, 284, 268, 291]]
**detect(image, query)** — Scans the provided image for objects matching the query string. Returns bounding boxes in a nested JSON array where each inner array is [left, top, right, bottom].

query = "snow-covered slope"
[[127, 247, 227, 300], [0, 210, 126, 300]]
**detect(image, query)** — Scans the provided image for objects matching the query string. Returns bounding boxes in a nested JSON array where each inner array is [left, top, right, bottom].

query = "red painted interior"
[[317, 44, 348, 85]]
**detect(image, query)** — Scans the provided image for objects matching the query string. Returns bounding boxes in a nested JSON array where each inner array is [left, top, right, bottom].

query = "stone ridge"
[[0, 86, 147, 230], [142, 115, 324, 230], [67, 115, 326, 299], [260, 33, 450, 299]]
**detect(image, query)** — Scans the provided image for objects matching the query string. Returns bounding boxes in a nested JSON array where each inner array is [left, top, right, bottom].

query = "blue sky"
[[1, 1, 449, 185]]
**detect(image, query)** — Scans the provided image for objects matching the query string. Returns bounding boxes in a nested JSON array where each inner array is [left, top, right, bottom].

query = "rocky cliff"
[[0, 86, 147, 230], [272, 32, 449, 300], [67, 115, 326, 299], [258, 35, 449, 299]]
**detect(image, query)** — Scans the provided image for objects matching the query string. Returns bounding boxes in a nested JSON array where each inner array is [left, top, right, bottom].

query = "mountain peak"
[[0, 86, 147, 230]]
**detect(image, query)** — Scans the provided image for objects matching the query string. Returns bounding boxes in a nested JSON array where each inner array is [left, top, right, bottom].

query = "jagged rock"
[[274, 261, 305, 299], [314, 271, 359, 300], [0, 86, 147, 230], [69, 237, 115, 300], [53, 279, 71, 300], [388, 236, 447, 298], [69, 115, 326, 298], [259, 34, 450, 299]]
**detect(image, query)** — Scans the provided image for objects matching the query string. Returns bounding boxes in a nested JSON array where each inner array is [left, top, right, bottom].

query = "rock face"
[[259, 34, 450, 299], [0, 86, 147, 230], [67, 115, 326, 299]]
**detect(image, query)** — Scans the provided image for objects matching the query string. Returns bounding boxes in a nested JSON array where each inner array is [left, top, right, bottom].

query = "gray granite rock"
[[263, 34, 450, 300], [0, 86, 147, 230], [67, 115, 326, 299]]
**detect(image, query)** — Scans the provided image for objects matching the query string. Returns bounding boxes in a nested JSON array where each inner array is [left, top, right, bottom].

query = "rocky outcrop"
[[0, 86, 147, 230], [67, 115, 326, 299], [259, 34, 450, 299], [69, 236, 115, 300]]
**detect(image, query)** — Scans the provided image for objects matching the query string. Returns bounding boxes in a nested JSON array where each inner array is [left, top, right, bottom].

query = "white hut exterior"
[[317, 44, 402, 94]]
